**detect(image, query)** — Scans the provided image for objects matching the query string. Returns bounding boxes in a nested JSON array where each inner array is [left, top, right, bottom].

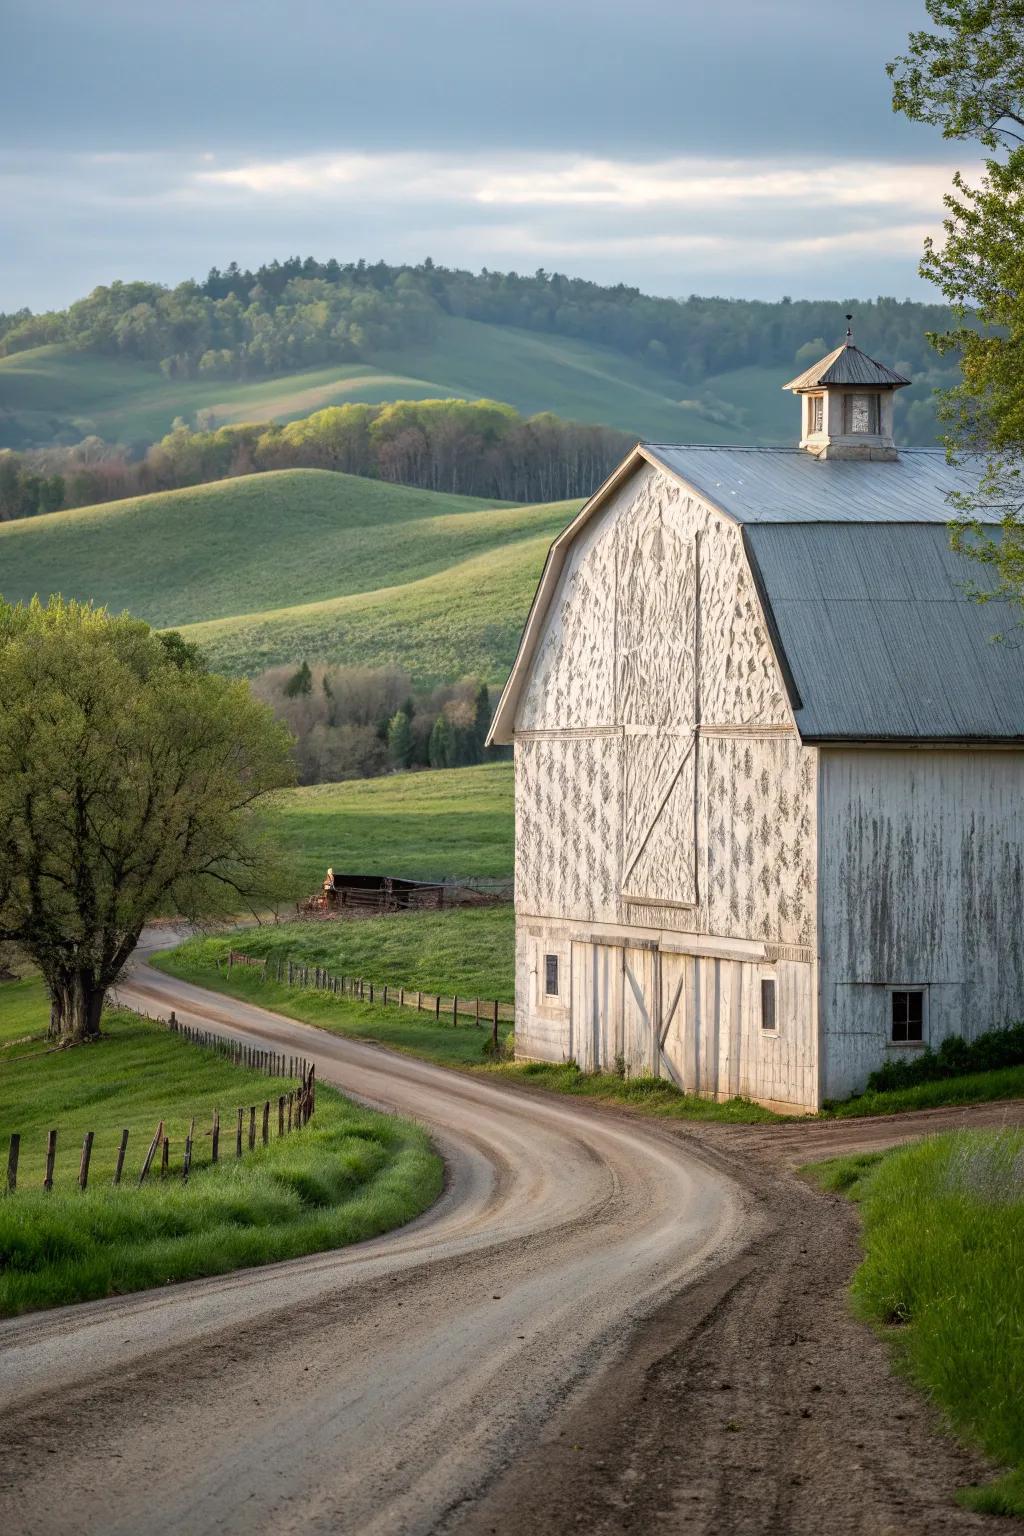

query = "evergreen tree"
[[284, 659, 312, 698], [387, 708, 413, 770], [428, 713, 453, 769]]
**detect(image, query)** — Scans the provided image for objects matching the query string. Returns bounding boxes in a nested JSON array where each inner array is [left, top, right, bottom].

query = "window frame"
[[808, 393, 824, 434], [543, 953, 560, 999], [888, 985, 927, 1046], [760, 975, 778, 1034]]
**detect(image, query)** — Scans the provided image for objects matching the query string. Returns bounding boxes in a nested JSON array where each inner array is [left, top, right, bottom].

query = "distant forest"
[[0, 399, 631, 519], [0, 255, 958, 408]]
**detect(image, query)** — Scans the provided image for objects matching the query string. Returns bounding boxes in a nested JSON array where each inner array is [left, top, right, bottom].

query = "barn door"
[[569, 943, 621, 1072]]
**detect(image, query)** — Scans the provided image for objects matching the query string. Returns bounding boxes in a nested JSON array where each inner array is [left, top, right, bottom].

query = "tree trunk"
[[46, 972, 106, 1045]]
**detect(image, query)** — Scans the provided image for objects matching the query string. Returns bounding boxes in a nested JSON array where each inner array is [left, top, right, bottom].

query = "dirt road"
[[2, 951, 1020, 1535]]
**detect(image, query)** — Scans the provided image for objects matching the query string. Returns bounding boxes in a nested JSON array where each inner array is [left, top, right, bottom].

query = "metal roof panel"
[[643, 444, 990, 526]]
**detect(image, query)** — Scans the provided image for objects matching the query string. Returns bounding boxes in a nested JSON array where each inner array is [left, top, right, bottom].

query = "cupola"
[[783, 317, 910, 460]]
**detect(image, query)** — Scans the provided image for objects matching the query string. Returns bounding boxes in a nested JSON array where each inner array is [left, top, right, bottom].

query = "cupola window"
[[844, 393, 880, 435], [809, 394, 824, 433]]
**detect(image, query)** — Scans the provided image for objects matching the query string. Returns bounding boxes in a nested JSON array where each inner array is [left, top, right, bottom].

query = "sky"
[[2, 0, 968, 312]]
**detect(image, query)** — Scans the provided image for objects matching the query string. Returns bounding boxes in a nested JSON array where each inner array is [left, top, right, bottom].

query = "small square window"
[[891, 989, 924, 1043], [809, 395, 824, 433], [760, 977, 777, 1032], [544, 954, 559, 997]]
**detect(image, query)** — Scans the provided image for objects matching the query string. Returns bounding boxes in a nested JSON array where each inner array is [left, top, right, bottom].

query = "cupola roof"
[[783, 338, 911, 393]]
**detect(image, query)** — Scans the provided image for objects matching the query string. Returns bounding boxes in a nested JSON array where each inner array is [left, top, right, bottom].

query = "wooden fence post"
[[211, 1108, 220, 1163], [475, 998, 480, 1028], [453, 995, 458, 1028], [383, 984, 388, 1007], [278, 1095, 285, 1136], [309, 1065, 316, 1118], [44, 1130, 57, 1191], [183, 1117, 195, 1182], [417, 991, 422, 1012], [287, 1092, 294, 1132], [160, 1136, 170, 1178], [113, 1129, 129, 1186], [248, 1106, 256, 1151], [139, 1121, 163, 1184], [492, 1000, 500, 1053], [262, 1101, 270, 1146], [236, 1107, 244, 1158], [78, 1131, 94, 1191], [434, 994, 441, 1023], [6, 1133, 19, 1194]]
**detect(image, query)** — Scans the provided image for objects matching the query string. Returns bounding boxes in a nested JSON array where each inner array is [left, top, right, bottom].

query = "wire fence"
[[222, 951, 515, 1044], [3, 1010, 316, 1196]]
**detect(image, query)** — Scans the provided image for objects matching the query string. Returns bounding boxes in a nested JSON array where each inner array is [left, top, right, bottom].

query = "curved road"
[[0, 945, 746, 1536]]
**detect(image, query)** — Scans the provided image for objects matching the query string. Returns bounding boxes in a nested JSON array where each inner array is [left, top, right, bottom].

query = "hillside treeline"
[[0, 256, 960, 397], [252, 664, 503, 785], [0, 399, 632, 519]]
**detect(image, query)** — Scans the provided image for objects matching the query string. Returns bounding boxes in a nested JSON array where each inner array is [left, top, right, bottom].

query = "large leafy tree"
[[889, 2, 1024, 603], [0, 598, 294, 1044]]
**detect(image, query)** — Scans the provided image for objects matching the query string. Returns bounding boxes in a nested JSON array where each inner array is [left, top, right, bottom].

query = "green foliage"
[[815, 1129, 1024, 1514], [428, 713, 454, 768], [866, 1021, 1024, 1092], [888, 0, 1024, 149], [890, 3, 1024, 605], [0, 597, 294, 1040], [0, 999, 441, 1316], [284, 659, 313, 697], [387, 708, 413, 770]]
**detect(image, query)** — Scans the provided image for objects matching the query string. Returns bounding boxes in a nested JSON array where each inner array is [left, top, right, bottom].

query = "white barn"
[[489, 335, 1024, 1113]]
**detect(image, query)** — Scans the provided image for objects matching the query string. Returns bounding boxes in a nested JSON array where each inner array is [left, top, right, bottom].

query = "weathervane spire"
[[845, 313, 853, 345]]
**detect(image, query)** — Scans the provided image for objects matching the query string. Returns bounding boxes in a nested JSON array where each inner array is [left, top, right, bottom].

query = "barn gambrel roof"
[[490, 444, 1024, 745]]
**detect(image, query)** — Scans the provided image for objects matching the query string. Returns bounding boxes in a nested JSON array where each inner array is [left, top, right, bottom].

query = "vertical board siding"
[[819, 748, 1024, 1100], [513, 463, 821, 1110]]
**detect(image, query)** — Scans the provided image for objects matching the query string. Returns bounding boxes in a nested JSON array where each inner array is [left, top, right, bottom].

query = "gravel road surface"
[[0, 946, 745, 1536]]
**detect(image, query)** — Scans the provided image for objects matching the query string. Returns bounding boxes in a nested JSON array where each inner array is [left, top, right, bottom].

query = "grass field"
[[186, 907, 516, 1001], [179, 527, 560, 679], [0, 469, 577, 682], [810, 1131, 1024, 1517], [0, 316, 790, 450], [264, 761, 513, 892], [0, 976, 441, 1315]]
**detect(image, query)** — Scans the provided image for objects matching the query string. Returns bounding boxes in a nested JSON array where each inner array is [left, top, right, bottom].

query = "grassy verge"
[[808, 1131, 1024, 1517], [0, 979, 442, 1316], [823, 1066, 1024, 1118], [154, 936, 779, 1122]]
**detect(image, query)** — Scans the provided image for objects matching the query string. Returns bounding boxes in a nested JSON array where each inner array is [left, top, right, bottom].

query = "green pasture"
[[177, 532, 558, 681], [0, 976, 441, 1316], [263, 761, 513, 893]]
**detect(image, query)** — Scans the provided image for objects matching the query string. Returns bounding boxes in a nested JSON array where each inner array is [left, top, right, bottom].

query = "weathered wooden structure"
[[489, 335, 1024, 1111]]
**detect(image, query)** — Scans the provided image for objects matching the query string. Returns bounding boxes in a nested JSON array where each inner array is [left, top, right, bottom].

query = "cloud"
[[0, 147, 960, 311]]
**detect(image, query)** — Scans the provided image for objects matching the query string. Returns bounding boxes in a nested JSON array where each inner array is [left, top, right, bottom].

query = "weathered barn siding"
[[818, 748, 1024, 1100], [512, 464, 820, 1109]]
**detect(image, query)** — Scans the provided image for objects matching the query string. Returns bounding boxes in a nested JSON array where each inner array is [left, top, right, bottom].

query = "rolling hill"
[[0, 468, 579, 683], [0, 314, 793, 450]]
